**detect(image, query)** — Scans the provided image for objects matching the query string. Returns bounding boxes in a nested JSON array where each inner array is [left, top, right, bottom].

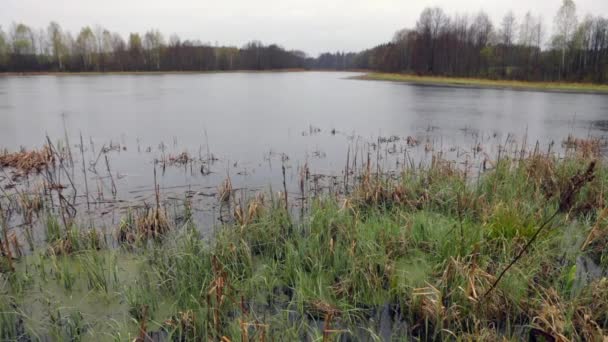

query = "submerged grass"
[[1, 149, 608, 340], [357, 72, 608, 94]]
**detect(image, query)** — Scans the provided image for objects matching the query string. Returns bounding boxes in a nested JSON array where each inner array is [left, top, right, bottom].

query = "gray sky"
[[2, 0, 607, 56]]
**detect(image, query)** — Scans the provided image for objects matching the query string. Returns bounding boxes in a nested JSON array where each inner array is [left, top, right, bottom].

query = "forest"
[[0, 0, 607, 83]]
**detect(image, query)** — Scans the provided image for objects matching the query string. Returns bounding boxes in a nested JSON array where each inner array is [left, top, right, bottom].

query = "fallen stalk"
[[483, 160, 596, 299]]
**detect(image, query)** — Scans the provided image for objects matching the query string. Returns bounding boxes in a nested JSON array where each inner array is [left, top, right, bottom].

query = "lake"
[[1, 71, 608, 223]]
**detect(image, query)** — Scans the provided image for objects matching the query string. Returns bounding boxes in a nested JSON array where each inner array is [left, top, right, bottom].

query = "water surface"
[[1, 71, 607, 199]]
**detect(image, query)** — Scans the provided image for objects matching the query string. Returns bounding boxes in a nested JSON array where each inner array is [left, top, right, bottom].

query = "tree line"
[[0, 23, 307, 72], [317, 0, 608, 83], [1, 0, 607, 83]]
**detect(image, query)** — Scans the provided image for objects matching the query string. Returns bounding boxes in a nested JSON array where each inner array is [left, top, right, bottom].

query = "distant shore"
[[355, 72, 608, 94], [0, 69, 316, 77], [0, 69, 376, 77]]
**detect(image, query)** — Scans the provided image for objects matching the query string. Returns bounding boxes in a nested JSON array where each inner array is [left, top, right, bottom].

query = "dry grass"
[[156, 151, 194, 167], [0, 146, 55, 174], [307, 299, 340, 319], [353, 154, 461, 209], [582, 206, 608, 252], [531, 288, 569, 341], [116, 212, 137, 245], [218, 178, 233, 202], [164, 310, 197, 338], [563, 135, 606, 159], [135, 206, 170, 240], [115, 207, 172, 244], [527, 283, 607, 341], [575, 278, 608, 336], [406, 136, 420, 147], [47, 238, 73, 256], [233, 193, 265, 227], [116, 187, 170, 243], [18, 192, 43, 214]]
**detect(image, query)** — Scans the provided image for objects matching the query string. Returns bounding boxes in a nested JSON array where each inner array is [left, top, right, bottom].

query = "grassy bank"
[[357, 72, 608, 94], [1, 148, 608, 340]]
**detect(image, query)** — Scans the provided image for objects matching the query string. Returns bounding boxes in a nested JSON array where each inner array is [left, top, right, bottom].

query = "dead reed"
[[0, 146, 55, 174], [218, 177, 233, 202], [563, 135, 606, 158]]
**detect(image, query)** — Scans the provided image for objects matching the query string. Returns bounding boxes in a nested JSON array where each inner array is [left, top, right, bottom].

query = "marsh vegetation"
[[1, 132, 607, 341]]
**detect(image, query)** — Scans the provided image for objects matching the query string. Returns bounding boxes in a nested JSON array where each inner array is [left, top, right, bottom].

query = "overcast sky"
[[2, 0, 607, 56]]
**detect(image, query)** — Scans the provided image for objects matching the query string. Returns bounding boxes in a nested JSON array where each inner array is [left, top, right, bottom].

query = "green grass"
[[1, 152, 608, 340], [357, 72, 608, 93]]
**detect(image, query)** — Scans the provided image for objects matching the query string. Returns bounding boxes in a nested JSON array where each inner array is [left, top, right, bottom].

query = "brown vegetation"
[[0, 146, 55, 174]]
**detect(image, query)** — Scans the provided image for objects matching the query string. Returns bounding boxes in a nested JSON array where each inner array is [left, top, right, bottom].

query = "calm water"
[[1, 71, 608, 201]]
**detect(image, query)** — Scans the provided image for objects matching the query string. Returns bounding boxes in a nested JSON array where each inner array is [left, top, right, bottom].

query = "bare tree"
[[36, 29, 49, 56], [553, 0, 578, 77], [500, 11, 517, 46], [416, 7, 449, 72], [93, 25, 105, 55], [93, 25, 107, 70], [47, 22, 66, 70], [498, 11, 517, 75], [471, 11, 493, 47], [10, 23, 36, 55], [533, 16, 544, 49], [101, 30, 113, 54], [111, 33, 126, 70], [128, 33, 144, 70], [144, 29, 164, 70], [392, 28, 410, 43], [76, 27, 96, 70], [519, 12, 534, 47]]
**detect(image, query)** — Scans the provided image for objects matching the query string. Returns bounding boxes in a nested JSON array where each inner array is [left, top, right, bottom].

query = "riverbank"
[[357, 72, 608, 94], [1, 140, 607, 340]]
